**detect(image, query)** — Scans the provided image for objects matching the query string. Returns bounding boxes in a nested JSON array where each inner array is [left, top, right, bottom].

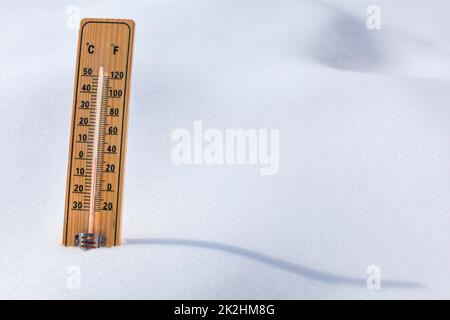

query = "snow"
[[0, 0, 449, 299]]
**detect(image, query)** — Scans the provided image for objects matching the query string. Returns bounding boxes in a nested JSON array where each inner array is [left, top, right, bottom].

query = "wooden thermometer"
[[63, 18, 135, 249]]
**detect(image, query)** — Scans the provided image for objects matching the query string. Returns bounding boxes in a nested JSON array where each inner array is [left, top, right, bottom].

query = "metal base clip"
[[75, 233, 106, 250]]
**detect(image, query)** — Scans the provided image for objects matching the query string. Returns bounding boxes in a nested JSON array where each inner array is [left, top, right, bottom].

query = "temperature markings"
[[63, 18, 135, 248]]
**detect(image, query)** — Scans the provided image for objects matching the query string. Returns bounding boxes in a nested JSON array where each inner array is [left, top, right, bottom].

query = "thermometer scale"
[[63, 18, 135, 249]]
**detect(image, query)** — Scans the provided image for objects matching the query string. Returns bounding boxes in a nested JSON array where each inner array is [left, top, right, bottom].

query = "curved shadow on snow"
[[125, 238, 423, 289], [308, 2, 385, 72]]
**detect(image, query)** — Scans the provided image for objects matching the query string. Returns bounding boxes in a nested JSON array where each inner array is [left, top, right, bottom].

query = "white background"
[[0, 0, 449, 299]]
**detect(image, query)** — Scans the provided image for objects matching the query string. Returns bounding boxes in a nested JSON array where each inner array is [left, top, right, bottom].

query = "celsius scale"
[[62, 18, 135, 250]]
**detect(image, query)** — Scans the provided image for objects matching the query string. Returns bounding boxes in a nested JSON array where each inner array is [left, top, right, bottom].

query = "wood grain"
[[63, 18, 135, 247]]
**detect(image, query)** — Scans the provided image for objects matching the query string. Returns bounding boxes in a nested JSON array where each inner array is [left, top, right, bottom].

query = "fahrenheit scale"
[[63, 18, 135, 249]]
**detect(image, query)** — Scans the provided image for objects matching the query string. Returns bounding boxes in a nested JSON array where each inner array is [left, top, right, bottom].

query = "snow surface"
[[0, 0, 449, 299]]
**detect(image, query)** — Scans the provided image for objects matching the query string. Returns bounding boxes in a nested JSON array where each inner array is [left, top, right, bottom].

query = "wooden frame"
[[63, 18, 135, 248]]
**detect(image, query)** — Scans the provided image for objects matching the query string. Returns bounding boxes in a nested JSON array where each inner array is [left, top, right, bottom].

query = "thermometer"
[[63, 18, 135, 249]]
